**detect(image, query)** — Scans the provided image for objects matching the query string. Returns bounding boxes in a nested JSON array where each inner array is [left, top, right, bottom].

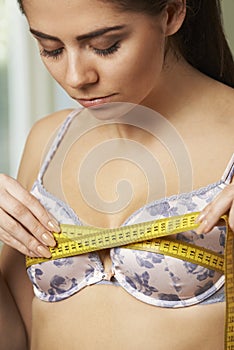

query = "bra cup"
[[28, 180, 225, 305], [27, 253, 104, 302], [111, 229, 224, 308]]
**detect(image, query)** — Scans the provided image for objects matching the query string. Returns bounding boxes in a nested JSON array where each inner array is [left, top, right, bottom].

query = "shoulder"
[[17, 109, 75, 190], [213, 83, 234, 138], [215, 82, 234, 117], [208, 81, 234, 174], [29, 108, 75, 138], [204, 79, 234, 131], [207, 79, 234, 117]]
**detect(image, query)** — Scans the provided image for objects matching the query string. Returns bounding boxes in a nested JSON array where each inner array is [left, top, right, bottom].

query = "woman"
[[0, 0, 234, 349]]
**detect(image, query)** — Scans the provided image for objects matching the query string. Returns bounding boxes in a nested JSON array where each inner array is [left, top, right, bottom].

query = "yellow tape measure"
[[26, 212, 219, 266], [25, 212, 234, 350], [126, 238, 224, 273]]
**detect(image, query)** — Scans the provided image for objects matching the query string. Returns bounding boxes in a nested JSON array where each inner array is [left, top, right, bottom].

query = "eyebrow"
[[30, 25, 126, 42]]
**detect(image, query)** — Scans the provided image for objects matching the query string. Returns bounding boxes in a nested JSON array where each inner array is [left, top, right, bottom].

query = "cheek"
[[41, 59, 65, 85], [134, 36, 165, 77], [108, 39, 165, 89]]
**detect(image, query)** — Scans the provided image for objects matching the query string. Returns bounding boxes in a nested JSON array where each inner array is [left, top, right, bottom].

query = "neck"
[[142, 53, 209, 120]]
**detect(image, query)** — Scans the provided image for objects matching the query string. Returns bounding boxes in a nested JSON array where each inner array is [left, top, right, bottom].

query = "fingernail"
[[48, 219, 60, 232], [37, 245, 52, 258], [42, 233, 56, 247], [195, 213, 206, 223], [196, 220, 208, 235]]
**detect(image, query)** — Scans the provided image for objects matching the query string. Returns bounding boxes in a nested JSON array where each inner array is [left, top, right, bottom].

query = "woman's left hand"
[[196, 180, 234, 234]]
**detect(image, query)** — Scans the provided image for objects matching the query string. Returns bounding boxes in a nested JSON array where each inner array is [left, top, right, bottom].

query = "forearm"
[[0, 270, 28, 350]]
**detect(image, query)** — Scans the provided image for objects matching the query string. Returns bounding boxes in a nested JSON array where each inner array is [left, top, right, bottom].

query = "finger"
[[1, 235, 39, 257], [1, 235, 51, 258], [0, 209, 52, 258], [0, 190, 57, 248], [0, 174, 60, 233], [0, 230, 43, 258], [196, 184, 234, 234]]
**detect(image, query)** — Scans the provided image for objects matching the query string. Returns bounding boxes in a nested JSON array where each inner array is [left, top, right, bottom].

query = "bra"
[[27, 108, 234, 307]]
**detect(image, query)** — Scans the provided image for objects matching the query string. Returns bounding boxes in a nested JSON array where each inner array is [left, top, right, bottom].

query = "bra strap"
[[37, 108, 83, 183], [221, 153, 234, 184]]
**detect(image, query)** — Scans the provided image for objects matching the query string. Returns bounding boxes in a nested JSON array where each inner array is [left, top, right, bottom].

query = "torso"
[[31, 286, 225, 350], [16, 71, 234, 350]]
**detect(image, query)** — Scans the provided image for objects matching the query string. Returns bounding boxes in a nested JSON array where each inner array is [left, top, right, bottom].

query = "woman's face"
[[23, 0, 173, 109]]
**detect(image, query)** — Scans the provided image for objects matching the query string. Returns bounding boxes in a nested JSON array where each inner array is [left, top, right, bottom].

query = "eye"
[[40, 47, 64, 59], [92, 42, 120, 57]]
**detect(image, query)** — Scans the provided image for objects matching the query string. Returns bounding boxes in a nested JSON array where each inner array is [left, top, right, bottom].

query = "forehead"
[[23, 0, 126, 22], [23, 0, 158, 39], [23, 0, 125, 30]]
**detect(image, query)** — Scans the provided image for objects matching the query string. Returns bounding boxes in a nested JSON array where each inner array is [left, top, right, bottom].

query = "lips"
[[75, 94, 117, 108]]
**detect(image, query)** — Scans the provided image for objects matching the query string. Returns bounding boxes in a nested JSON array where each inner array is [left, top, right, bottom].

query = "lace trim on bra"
[[32, 177, 224, 227]]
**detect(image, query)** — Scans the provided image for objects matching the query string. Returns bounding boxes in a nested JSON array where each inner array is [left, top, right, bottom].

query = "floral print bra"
[[27, 109, 234, 307]]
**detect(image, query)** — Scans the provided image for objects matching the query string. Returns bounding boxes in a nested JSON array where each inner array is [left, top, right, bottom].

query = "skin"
[[25, 0, 181, 109], [0, 0, 234, 349]]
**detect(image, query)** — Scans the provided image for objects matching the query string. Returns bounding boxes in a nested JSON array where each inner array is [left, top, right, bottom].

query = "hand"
[[196, 181, 234, 234], [0, 174, 60, 257]]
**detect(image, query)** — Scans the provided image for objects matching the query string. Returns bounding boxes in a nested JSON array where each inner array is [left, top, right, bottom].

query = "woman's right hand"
[[0, 174, 60, 258]]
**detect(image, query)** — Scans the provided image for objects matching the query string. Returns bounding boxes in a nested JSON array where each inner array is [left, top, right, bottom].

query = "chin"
[[84, 102, 138, 121]]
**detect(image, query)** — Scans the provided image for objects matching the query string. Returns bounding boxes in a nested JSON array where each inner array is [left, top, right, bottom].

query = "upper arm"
[[0, 245, 34, 341], [0, 109, 73, 338]]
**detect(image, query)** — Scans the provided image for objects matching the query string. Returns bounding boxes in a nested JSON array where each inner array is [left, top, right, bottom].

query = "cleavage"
[[98, 249, 115, 281]]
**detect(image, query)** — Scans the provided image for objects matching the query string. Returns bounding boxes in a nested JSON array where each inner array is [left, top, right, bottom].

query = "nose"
[[65, 51, 98, 89]]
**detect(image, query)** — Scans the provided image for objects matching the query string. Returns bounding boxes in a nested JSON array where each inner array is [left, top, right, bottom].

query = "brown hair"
[[17, 0, 234, 87]]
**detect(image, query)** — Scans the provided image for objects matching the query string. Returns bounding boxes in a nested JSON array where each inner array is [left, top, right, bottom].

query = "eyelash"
[[93, 42, 120, 56], [40, 48, 63, 59], [40, 42, 120, 59]]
